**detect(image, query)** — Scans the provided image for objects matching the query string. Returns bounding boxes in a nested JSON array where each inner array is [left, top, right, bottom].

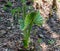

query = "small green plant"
[[3, 1, 12, 11], [38, 38, 43, 43], [11, 8, 17, 16], [19, 11, 44, 48], [48, 39, 55, 45], [11, 7, 21, 25], [18, 0, 44, 49], [3, 6, 7, 11], [5, 1, 12, 7]]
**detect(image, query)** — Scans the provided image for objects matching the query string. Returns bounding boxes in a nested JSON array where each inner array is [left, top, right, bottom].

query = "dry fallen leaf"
[[33, 0, 53, 18], [40, 43, 48, 51]]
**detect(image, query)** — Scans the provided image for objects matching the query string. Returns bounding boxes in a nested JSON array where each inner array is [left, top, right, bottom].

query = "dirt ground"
[[0, 0, 60, 51]]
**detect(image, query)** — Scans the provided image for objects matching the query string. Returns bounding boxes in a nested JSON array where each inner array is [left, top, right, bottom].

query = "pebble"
[[0, 30, 6, 34]]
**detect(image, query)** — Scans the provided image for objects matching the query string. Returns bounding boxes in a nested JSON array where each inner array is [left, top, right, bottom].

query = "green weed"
[[18, 0, 44, 48]]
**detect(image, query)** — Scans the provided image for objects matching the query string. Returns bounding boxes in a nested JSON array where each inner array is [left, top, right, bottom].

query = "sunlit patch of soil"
[[56, 1, 60, 20]]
